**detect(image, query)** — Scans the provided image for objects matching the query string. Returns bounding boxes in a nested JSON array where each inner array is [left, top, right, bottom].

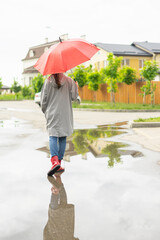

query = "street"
[[0, 101, 160, 240]]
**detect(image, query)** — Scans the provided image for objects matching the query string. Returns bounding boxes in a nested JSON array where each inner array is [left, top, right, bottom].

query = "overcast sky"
[[1, 0, 160, 86]]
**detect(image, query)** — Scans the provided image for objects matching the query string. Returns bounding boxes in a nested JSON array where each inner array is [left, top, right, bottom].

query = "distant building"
[[22, 34, 69, 86], [0, 85, 11, 95], [23, 38, 160, 85], [85, 41, 160, 81], [87, 42, 153, 80], [132, 42, 160, 81]]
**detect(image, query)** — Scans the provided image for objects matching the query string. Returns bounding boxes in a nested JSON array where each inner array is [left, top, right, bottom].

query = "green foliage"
[[72, 130, 89, 154], [101, 53, 122, 103], [69, 65, 92, 88], [0, 77, 2, 90], [72, 128, 127, 167], [22, 85, 32, 97], [140, 60, 158, 105], [102, 53, 122, 80], [88, 72, 101, 91], [140, 81, 151, 95], [32, 74, 45, 93], [119, 66, 136, 85], [102, 142, 126, 167], [11, 80, 21, 99], [140, 60, 159, 81]]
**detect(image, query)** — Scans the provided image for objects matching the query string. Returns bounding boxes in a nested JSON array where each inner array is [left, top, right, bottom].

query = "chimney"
[[45, 37, 48, 43]]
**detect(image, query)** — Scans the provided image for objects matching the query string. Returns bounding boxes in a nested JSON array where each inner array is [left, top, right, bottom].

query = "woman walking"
[[40, 73, 78, 176]]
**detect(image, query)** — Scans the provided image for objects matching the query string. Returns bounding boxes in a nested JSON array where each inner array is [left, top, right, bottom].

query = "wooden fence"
[[78, 81, 160, 104]]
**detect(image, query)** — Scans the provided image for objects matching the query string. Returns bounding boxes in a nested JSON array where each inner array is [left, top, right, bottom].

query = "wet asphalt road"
[[0, 101, 160, 240]]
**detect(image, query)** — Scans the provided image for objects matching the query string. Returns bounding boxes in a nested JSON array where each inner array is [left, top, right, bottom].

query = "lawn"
[[134, 117, 160, 122], [72, 100, 160, 110]]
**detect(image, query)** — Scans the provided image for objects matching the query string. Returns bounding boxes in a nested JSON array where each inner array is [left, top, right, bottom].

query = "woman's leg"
[[58, 137, 67, 160], [59, 184, 67, 206], [49, 136, 58, 157], [48, 136, 61, 176]]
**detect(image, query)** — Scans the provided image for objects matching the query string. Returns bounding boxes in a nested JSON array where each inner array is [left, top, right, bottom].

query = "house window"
[[139, 59, 145, 69], [122, 59, 130, 66], [29, 50, 34, 58]]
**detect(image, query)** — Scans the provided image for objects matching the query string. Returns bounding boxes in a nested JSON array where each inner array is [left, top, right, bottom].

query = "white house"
[[22, 34, 69, 86]]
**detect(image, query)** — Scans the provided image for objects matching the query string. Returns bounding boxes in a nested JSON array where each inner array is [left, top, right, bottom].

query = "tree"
[[119, 66, 136, 103], [87, 72, 102, 101], [69, 65, 92, 88], [101, 53, 122, 103], [11, 80, 21, 99], [140, 60, 158, 105], [32, 74, 45, 93], [22, 85, 32, 98], [140, 81, 151, 105]]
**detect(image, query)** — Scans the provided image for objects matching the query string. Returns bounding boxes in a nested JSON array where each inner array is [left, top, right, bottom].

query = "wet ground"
[[1, 115, 160, 240]]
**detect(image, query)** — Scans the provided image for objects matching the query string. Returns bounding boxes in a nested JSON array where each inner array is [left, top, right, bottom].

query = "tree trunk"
[[94, 91, 96, 102], [143, 92, 146, 105]]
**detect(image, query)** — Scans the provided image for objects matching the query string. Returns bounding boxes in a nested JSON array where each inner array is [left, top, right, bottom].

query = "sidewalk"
[[0, 101, 160, 153], [73, 109, 160, 152]]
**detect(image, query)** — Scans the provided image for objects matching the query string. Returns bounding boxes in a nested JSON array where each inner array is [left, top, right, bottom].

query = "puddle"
[[37, 125, 143, 168], [0, 107, 35, 112], [0, 119, 31, 129]]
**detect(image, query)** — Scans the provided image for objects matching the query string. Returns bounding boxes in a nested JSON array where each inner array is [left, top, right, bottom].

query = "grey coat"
[[40, 73, 78, 137]]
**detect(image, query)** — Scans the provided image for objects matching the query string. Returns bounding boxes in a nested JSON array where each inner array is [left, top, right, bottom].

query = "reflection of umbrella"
[[34, 38, 99, 75]]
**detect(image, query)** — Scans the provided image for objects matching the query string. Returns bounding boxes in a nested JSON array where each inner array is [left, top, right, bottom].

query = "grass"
[[0, 94, 34, 101], [72, 100, 160, 110], [134, 117, 160, 122]]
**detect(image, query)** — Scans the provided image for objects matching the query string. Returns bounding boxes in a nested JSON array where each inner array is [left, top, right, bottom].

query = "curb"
[[73, 108, 160, 112], [130, 122, 160, 128]]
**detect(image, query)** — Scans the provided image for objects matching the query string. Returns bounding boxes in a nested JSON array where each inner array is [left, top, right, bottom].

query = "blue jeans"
[[49, 136, 66, 160]]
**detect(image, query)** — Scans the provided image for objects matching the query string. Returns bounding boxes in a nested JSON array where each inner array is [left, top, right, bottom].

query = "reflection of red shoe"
[[48, 156, 60, 176]]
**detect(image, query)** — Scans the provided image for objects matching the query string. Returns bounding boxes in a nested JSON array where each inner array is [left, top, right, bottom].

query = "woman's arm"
[[71, 78, 78, 101], [40, 79, 49, 113]]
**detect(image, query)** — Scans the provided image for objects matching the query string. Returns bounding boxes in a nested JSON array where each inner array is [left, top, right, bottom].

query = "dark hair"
[[53, 73, 61, 89]]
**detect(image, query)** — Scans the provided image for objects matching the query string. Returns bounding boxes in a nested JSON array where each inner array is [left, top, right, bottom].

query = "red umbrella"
[[34, 38, 99, 75]]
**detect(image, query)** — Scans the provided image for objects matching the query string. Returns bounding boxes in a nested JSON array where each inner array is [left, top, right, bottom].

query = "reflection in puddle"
[[0, 119, 28, 128], [37, 126, 143, 168], [0, 120, 20, 128], [44, 176, 79, 240]]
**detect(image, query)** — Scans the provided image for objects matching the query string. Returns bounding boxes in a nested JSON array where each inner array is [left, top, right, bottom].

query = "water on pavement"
[[0, 119, 160, 240]]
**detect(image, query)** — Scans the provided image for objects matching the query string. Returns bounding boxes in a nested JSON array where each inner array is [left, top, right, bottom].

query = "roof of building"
[[22, 65, 39, 74], [95, 42, 152, 56], [22, 40, 59, 61], [132, 41, 160, 54], [1, 85, 10, 89]]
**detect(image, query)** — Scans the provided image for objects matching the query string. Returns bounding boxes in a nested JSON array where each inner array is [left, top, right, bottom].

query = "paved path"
[[0, 100, 160, 152]]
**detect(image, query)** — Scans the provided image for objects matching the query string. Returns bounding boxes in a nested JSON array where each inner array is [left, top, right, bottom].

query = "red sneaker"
[[48, 156, 60, 176], [56, 159, 65, 173]]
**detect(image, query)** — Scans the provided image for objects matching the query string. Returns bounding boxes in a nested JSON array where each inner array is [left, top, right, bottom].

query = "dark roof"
[[22, 65, 39, 74], [95, 42, 152, 56], [133, 42, 160, 54], [22, 40, 59, 61], [1, 85, 10, 89]]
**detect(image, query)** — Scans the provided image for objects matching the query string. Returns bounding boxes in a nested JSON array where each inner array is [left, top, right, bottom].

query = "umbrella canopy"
[[34, 38, 99, 75]]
